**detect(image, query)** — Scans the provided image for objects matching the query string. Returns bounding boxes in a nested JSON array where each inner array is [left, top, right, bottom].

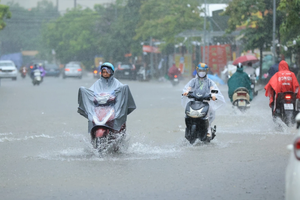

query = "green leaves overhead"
[[0, 3, 11, 30], [135, 0, 202, 44], [42, 7, 100, 64]]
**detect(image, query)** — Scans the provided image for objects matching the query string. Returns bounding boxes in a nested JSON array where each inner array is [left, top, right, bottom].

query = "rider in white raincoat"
[[182, 63, 225, 136]]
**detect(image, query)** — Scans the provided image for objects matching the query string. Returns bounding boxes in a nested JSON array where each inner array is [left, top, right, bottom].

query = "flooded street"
[[0, 74, 295, 200]]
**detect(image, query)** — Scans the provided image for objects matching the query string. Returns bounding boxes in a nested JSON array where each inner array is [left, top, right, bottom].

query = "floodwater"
[[0, 74, 295, 200]]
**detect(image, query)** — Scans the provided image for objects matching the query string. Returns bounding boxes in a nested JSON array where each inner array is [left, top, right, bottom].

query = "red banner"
[[201, 44, 232, 75]]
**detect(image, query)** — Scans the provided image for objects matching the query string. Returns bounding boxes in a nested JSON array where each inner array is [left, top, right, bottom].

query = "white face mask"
[[198, 71, 206, 78]]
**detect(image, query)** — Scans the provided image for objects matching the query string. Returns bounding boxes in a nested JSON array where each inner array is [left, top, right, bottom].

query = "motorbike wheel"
[[284, 110, 294, 126]]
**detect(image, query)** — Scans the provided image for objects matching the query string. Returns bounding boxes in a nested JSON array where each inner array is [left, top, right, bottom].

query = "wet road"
[[0, 74, 296, 200]]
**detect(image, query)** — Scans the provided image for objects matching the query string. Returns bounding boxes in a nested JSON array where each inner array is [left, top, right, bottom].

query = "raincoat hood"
[[236, 67, 244, 73], [227, 68, 252, 102], [278, 60, 289, 71]]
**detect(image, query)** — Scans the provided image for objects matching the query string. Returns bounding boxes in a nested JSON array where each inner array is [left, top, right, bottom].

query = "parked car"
[[114, 62, 137, 80], [63, 62, 82, 79], [0, 60, 18, 80], [45, 63, 61, 77], [285, 113, 300, 200]]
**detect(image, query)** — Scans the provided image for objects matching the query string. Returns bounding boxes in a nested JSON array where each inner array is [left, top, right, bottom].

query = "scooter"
[[184, 90, 218, 144], [32, 69, 42, 85], [91, 92, 126, 151], [273, 92, 300, 126], [170, 75, 179, 86], [232, 87, 250, 111], [249, 75, 258, 97], [137, 66, 150, 81], [21, 67, 27, 78]]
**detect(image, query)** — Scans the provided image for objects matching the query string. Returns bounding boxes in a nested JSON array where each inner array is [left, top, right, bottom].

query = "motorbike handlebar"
[[182, 93, 217, 101]]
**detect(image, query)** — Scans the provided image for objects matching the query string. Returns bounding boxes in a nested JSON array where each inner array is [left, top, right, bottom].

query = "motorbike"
[[170, 75, 180, 86], [21, 67, 27, 78], [137, 66, 151, 81], [32, 69, 42, 85], [249, 75, 258, 97], [91, 92, 126, 151], [232, 87, 251, 111], [184, 90, 218, 144], [273, 92, 300, 126]]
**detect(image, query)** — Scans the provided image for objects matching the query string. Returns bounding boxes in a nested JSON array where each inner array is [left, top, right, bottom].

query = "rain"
[[0, 0, 300, 199]]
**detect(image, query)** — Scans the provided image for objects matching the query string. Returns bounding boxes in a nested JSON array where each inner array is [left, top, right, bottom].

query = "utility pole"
[[202, 0, 207, 63], [56, 0, 58, 11], [150, 36, 154, 78], [272, 0, 276, 64], [74, 0, 77, 8]]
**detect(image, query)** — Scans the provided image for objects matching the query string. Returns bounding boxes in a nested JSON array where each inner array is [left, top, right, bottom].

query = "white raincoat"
[[181, 76, 225, 126]]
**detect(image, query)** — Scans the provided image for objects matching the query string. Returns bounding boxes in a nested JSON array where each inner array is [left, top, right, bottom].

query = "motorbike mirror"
[[211, 90, 218, 94]]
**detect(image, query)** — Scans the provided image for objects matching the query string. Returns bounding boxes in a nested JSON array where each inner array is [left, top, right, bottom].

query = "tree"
[[134, 0, 203, 51], [222, 0, 283, 81], [0, 1, 59, 55], [92, 0, 143, 62], [278, 0, 300, 64], [0, 2, 11, 30], [42, 6, 100, 67]]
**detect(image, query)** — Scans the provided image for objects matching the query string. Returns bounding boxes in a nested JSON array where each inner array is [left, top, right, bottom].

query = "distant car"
[[63, 62, 82, 79], [285, 114, 300, 200], [114, 63, 137, 80], [0, 60, 18, 80], [45, 63, 61, 77]]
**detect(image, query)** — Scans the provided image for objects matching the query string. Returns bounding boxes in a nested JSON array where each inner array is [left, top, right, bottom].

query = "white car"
[[0, 60, 18, 80], [285, 114, 300, 200], [63, 62, 82, 79]]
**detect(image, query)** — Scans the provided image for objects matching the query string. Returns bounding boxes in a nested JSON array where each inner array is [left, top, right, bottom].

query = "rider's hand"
[[211, 95, 216, 101], [183, 91, 189, 96]]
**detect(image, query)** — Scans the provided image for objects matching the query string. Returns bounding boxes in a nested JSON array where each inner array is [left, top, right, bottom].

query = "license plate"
[[36, 77, 41, 81], [124, 72, 129, 75], [284, 103, 294, 110], [238, 100, 246, 106], [174, 78, 178, 81]]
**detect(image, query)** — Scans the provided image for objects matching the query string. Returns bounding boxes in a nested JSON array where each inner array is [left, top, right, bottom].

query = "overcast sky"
[[1, 0, 115, 12]]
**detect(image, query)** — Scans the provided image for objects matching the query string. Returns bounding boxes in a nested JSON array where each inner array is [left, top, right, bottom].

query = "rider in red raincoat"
[[168, 63, 181, 79], [264, 60, 300, 111]]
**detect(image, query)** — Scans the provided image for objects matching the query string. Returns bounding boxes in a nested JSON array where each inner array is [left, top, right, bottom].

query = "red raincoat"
[[264, 60, 300, 108], [168, 64, 181, 78]]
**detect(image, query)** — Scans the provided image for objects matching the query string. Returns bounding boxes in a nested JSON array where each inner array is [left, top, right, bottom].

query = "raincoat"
[[181, 76, 225, 126], [168, 64, 181, 78], [264, 60, 300, 108], [78, 75, 136, 133], [227, 67, 252, 102]]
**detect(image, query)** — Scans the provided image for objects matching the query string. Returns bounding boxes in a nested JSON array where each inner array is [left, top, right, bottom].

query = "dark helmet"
[[100, 62, 115, 74], [237, 63, 243, 68]]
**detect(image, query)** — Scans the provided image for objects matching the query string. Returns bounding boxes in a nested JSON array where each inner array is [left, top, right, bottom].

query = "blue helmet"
[[196, 63, 208, 72], [101, 62, 115, 73]]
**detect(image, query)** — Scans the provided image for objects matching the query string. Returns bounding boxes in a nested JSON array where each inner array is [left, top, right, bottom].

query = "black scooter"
[[184, 90, 218, 144], [273, 92, 300, 126]]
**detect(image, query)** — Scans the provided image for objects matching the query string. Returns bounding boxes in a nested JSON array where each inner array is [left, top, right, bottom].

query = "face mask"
[[198, 71, 206, 78]]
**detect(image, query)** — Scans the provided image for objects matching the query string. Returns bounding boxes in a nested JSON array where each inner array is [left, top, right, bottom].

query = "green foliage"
[[94, 0, 143, 62], [134, 0, 203, 49], [278, 0, 300, 53], [0, 2, 11, 30], [0, 1, 59, 54], [42, 6, 100, 67]]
